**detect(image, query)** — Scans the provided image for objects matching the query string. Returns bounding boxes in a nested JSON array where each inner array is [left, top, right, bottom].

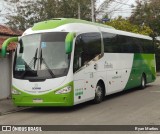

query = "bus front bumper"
[[12, 83, 74, 107], [12, 92, 74, 107]]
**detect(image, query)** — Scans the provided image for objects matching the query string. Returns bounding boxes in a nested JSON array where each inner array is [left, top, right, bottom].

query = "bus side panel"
[[124, 53, 156, 90], [104, 53, 134, 94], [141, 54, 156, 82]]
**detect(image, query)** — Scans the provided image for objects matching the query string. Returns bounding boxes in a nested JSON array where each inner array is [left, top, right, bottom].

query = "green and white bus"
[[2, 18, 156, 106]]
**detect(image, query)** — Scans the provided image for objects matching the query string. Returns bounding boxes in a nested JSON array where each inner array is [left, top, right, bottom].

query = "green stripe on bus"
[[124, 53, 156, 90]]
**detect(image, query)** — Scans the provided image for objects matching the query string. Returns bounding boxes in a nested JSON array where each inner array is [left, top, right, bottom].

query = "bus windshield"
[[13, 32, 70, 80]]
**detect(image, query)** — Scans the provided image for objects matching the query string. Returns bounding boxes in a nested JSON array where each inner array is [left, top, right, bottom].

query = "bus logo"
[[32, 84, 41, 90]]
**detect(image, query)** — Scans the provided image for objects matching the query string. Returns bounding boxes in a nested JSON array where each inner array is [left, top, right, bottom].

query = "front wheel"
[[141, 74, 146, 89], [93, 83, 104, 104]]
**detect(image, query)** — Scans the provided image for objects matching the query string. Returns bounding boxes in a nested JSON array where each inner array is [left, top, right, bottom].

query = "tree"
[[96, 0, 134, 20], [106, 16, 153, 35], [4, 0, 92, 30], [60, 0, 91, 20], [96, 0, 114, 18], [130, 0, 160, 35], [130, 0, 160, 71], [4, 0, 46, 30]]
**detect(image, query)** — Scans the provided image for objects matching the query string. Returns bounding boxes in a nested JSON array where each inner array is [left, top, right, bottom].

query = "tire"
[[94, 83, 104, 104], [141, 74, 146, 89]]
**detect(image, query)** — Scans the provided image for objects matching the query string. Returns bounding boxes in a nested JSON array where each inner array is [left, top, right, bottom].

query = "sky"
[[0, 0, 136, 24], [96, 0, 136, 19], [0, 0, 6, 24]]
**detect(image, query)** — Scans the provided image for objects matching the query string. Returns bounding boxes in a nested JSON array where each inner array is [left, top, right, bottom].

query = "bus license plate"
[[33, 99, 43, 103]]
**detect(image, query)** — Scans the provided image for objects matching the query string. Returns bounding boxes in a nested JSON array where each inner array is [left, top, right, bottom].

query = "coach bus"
[[1, 18, 156, 106]]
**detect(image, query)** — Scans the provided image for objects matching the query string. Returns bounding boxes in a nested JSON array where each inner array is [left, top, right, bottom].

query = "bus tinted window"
[[103, 32, 120, 53], [140, 39, 154, 53], [74, 33, 101, 72], [82, 33, 101, 62], [102, 32, 154, 54]]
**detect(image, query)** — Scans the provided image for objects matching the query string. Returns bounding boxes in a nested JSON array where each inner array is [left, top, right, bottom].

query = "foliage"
[[4, 0, 92, 30], [96, 0, 114, 18], [106, 17, 153, 35], [129, 0, 160, 71], [130, 0, 160, 35]]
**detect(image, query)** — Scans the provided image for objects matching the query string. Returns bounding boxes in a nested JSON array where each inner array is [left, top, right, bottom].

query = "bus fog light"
[[55, 86, 72, 94], [12, 89, 21, 95]]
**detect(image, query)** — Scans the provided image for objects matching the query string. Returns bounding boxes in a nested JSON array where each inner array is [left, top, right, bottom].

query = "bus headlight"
[[55, 86, 72, 94], [12, 89, 21, 95]]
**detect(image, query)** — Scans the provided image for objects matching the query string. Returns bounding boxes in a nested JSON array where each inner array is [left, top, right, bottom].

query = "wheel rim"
[[95, 86, 103, 101]]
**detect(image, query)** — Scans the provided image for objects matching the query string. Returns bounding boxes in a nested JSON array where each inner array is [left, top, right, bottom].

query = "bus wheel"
[[94, 83, 104, 104], [141, 74, 146, 89]]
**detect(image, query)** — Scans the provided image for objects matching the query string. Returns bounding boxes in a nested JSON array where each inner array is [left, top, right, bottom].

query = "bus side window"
[[102, 32, 118, 53], [141, 39, 154, 54], [81, 33, 101, 63], [73, 33, 102, 73], [73, 36, 83, 73]]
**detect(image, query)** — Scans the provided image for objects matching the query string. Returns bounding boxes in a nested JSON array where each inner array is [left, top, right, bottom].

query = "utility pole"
[[91, 0, 95, 22], [78, 3, 81, 19]]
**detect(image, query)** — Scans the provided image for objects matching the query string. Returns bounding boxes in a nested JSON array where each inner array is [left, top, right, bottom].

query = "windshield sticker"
[[41, 42, 47, 48], [16, 65, 25, 71]]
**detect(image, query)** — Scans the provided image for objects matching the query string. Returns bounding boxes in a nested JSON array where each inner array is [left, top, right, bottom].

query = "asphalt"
[[0, 99, 28, 116]]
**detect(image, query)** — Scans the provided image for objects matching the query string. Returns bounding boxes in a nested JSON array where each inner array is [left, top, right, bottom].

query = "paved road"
[[0, 77, 160, 134]]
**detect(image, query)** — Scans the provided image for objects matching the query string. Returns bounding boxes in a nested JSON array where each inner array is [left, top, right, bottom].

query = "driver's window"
[[73, 32, 101, 73]]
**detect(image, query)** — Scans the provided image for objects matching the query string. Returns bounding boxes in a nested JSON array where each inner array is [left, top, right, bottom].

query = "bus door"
[[73, 32, 102, 104]]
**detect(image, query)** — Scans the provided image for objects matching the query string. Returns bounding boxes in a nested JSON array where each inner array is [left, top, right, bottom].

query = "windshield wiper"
[[40, 49, 56, 78], [28, 48, 38, 69], [19, 49, 38, 78]]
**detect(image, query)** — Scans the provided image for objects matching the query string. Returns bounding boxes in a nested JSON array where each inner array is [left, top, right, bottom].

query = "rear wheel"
[[94, 83, 104, 104], [141, 74, 146, 89]]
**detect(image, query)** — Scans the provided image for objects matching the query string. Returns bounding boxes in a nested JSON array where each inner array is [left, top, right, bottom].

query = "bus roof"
[[30, 18, 152, 40], [100, 28, 152, 40], [32, 18, 114, 31]]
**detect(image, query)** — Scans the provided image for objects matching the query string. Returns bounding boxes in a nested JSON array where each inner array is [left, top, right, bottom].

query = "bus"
[[1, 18, 156, 106]]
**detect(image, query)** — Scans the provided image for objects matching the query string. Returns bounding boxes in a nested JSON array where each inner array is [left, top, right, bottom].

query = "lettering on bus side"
[[112, 75, 122, 79], [75, 88, 83, 96], [104, 62, 113, 69]]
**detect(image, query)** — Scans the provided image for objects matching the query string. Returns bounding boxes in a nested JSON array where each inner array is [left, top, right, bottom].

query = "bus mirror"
[[65, 32, 75, 54], [1, 37, 18, 57], [19, 46, 24, 53], [19, 39, 23, 53]]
